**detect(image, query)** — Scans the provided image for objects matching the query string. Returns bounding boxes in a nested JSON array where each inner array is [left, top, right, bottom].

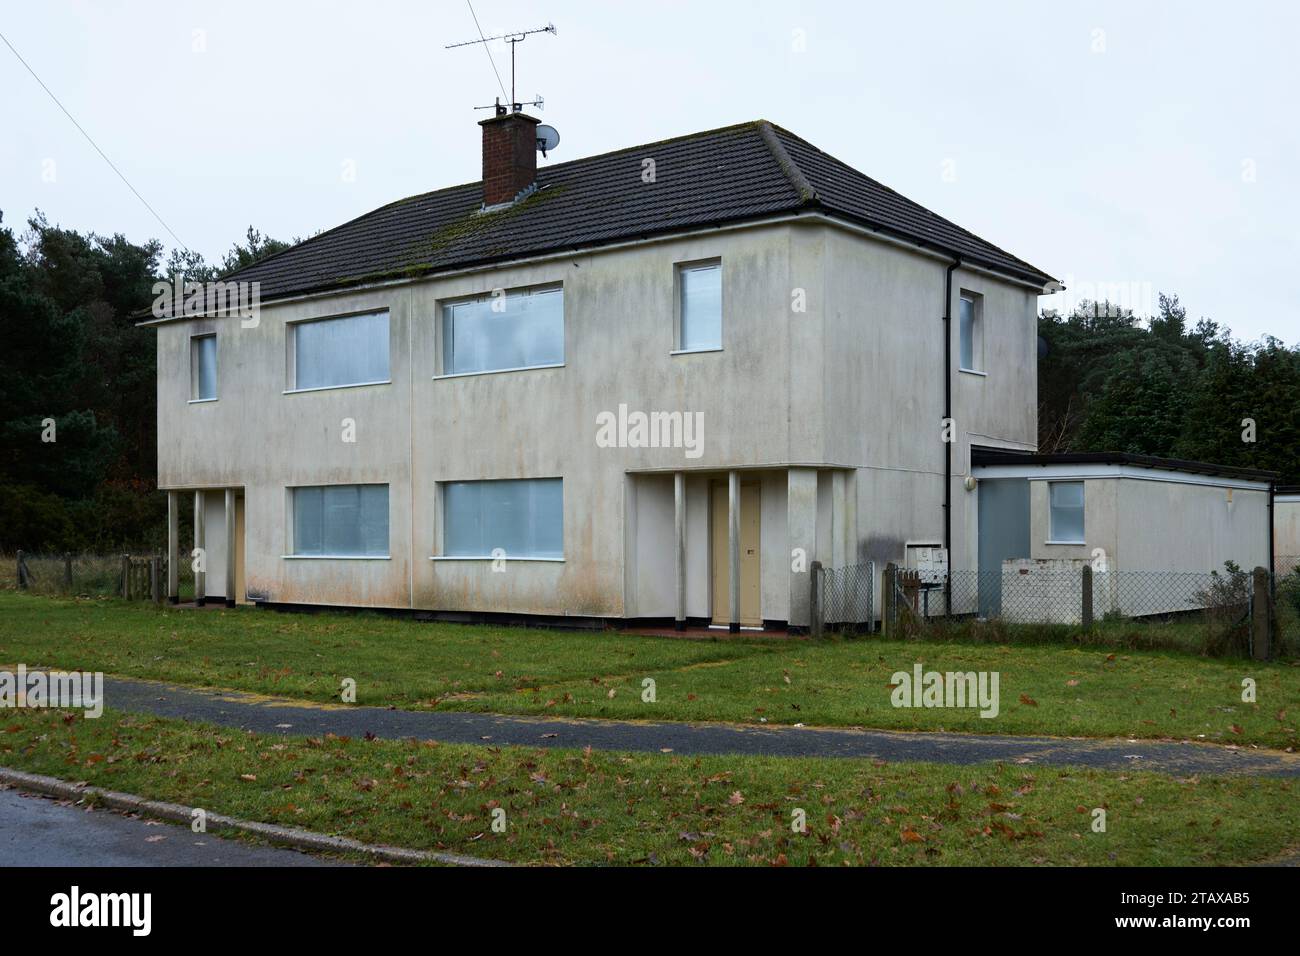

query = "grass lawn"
[[2, 707, 1296, 866], [1, 592, 1298, 749]]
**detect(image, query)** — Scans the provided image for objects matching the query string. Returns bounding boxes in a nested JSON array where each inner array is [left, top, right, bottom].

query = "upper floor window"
[[677, 261, 721, 352], [190, 334, 217, 401], [291, 484, 389, 557], [959, 293, 983, 372], [1048, 481, 1085, 544], [290, 311, 390, 391], [442, 477, 563, 559], [441, 286, 563, 376]]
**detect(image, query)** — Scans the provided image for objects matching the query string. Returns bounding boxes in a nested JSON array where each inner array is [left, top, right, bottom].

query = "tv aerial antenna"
[[446, 22, 556, 115]]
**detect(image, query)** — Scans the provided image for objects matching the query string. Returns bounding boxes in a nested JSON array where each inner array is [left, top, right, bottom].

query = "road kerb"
[[0, 766, 511, 867]]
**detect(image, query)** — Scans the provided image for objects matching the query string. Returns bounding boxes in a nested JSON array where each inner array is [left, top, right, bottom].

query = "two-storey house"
[[147, 112, 1057, 631]]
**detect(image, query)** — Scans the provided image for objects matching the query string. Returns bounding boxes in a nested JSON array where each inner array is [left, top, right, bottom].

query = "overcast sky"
[[2, 0, 1296, 343]]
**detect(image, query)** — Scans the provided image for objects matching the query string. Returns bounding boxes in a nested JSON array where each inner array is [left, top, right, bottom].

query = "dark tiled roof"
[[215, 120, 1056, 306], [971, 448, 1280, 484]]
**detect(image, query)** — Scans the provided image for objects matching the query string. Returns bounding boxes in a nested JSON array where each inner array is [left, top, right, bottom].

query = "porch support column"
[[831, 471, 848, 569], [166, 490, 180, 604], [193, 490, 206, 606], [728, 470, 740, 633], [224, 488, 237, 608], [674, 472, 686, 630], [787, 467, 819, 631]]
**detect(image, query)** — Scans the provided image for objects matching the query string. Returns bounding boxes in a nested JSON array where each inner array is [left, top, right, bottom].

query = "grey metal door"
[[976, 478, 1030, 617]]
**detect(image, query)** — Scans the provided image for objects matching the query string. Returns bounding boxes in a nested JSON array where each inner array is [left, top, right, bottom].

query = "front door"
[[711, 481, 761, 626]]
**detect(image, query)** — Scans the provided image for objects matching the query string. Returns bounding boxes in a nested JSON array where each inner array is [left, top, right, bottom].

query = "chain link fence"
[[857, 562, 1292, 659], [887, 567, 1253, 626], [992, 568, 1230, 623], [1276, 565, 1300, 657], [811, 561, 875, 635]]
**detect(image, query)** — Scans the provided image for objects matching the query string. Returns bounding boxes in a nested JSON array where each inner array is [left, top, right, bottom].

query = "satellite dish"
[[535, 124, 560, 157]]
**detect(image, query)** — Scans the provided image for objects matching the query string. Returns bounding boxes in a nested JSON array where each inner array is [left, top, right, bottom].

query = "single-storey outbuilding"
[[1277, 485, 1300, 576], [969, 450, 1277, 620]]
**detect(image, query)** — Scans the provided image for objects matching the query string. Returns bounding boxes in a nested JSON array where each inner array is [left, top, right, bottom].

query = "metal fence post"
[[868, 560, 876, 634], [810, 561, 823, 639], [1081, 565, 1093, 629], [1251, 566, 1271, 661]]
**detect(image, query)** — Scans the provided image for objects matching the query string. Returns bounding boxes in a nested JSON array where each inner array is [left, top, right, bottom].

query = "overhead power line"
[[0, 28, 190, 251]]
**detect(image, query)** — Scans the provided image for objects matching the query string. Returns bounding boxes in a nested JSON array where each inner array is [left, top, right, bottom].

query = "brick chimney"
[[479, 110, 540, 207]]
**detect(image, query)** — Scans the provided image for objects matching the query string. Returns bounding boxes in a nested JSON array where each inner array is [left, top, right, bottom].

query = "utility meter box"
[[905, 544, 948, 585]]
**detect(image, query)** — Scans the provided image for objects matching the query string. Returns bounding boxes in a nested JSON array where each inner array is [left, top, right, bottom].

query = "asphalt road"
[[98, 674, 1300, 777], [0, 787, 340, 867]]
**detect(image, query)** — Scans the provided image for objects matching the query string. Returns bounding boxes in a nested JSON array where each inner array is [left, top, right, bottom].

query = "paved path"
[[0, 787, 339, 867], [97, 675, 1300, 777]]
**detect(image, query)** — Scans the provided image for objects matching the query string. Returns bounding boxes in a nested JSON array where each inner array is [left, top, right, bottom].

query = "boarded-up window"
[[1048, 481, 1085, 543], [443, 478, 563, 559], [292, 312, 389, 390], [292, 484, 389, 556], [442, 287, 563, 376], [191, 334, 217, 400], [679, 262, 721, 351]]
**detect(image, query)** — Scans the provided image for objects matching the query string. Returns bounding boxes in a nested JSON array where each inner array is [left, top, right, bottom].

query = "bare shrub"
[[1193, 561, 1251, 657]]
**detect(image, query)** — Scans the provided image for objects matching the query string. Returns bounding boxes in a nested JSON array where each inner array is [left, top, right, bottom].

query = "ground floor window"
[[291, 484, 389, 556], [1047, 480, 1085, 543], [443, 478, 563, 559]]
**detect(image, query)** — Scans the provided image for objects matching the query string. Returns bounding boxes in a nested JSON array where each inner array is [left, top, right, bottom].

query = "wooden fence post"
[[1081, 565, 1094, 629], [16, 550, 27, 589], [883, 562, 898, 638], [149, 557, 161, 604], [1251, 566, 1271, 661], [64, 552, 73, 591], [121, 554, 130, 600]]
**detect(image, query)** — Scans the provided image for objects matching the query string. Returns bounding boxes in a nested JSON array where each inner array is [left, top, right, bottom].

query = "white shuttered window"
[[442, 287, 563, 376], [191, 334, 217, 400], [292, 484, 389, 557], [292, 312, 389, 390], [443, 478, 562, 559], [678, 262, 721, 351], [1048, 481, 1085, 543]]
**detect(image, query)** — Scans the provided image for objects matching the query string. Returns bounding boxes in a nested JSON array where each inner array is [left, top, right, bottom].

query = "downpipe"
[[942, 254, 961, 611]]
